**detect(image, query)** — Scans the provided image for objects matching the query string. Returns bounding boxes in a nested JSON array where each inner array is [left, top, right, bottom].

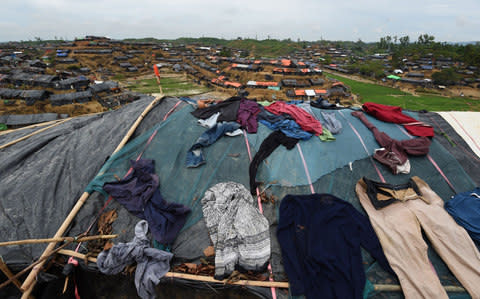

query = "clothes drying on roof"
[[237, 98, 261, 133], [197, 112, 220, 128], [445, 187, 480, 242], [352, 111, 431, 174], [103, 159, 191, 244], [362, 177, 427, 209], [97, 220, 173, 299], [249, 131, 299, 194], [201, 182, 270, 280], [259, 119, 313, 140], [362, 102, 434, 137], [318, 128, 335, 142], [191, 96, 241, 122], [186, 121, 241, 168], [277, 193, 394, 299], [257, 106, 293, 124], [310, 98, 338, 109], [265, 101, 323, 135], [356, 177, 480, 299], [320, 111, 343, 134]]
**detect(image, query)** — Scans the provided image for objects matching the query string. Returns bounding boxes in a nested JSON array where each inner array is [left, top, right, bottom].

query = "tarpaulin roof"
[[1, 97, 479, 299]]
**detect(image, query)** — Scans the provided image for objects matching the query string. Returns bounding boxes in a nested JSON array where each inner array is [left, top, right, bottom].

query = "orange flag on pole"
[[153, 64, 160, 78]]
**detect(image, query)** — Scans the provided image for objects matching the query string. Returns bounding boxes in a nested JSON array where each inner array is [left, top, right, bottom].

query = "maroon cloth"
[[352, 111, 431, 173], [362, 102, 434, 137], [237, 99, 261, 133], [265, 101, 322, 135]]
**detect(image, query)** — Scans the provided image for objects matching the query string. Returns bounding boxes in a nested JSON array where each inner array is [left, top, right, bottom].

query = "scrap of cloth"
[[258, 119, 313, 140], [103, 159, 191, 244], [97, 220, 173, 299], [237, 98, 261, 133], [265, 101, 323, 135], [362, 102, 434, 137], [185, 121, 241, 168], [249, 130, 299, 194], [445, 187, 480, 242], [320, 111, 343, 134], [277, 193, 394, 299], [352, 111, 431, 174], [201, 182, 271, 280], [191, 96, 241, 122], [356, 177, 480, 299]]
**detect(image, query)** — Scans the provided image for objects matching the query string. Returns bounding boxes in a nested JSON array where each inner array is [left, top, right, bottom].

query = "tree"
[[399, 36, 410, 47], [431, 68, 460, 85], [417, 34, 435, 45], [218, 47, 232, 57]]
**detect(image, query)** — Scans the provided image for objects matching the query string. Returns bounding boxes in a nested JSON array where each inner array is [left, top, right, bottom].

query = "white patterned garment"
[[201, 182, 271, 279]]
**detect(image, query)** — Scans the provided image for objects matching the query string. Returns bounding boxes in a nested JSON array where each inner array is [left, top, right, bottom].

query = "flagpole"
[[153, 64, 163, 95]]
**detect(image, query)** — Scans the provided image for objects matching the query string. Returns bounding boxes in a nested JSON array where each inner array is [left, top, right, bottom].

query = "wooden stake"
[[20, 96, 163, 298], [52, 250, 469, 293], [155, 76, 163, 96], [0, 234, 117, 247], [0, 257, 23, 291], [0, 119, 70, 150], [1, 239, 73, 291]]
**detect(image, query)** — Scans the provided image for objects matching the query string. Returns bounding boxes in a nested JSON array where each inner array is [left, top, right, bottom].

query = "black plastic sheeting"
[[0, 95, 180, 266], [0, 96, 273, 299], [1, 99, 479, 299]]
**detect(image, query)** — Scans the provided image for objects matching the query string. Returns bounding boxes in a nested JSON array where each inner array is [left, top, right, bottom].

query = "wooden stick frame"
[[20, 96, 163, 298]]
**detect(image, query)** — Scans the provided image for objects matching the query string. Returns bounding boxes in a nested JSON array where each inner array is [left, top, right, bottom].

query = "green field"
[[326, 73, 480, 111], [125, 76, 210, 96]]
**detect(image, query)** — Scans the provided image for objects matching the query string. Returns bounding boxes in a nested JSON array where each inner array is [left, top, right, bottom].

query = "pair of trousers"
[[186, 121, 240, 168], [356, 176, 480, 299]]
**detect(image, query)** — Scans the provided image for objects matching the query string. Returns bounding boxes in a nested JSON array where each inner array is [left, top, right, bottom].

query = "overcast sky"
[[1, 0, 479, 43]]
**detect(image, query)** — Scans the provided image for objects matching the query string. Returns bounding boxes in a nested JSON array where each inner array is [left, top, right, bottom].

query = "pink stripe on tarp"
[[449, 112, 480, 153], [296, 143, 315, 194], [396, 125, 456, 193], [242, 129, 277, 299], [163, 101, 182, 121], [76, 100, 182, 253], [339, 111, 386, 183]]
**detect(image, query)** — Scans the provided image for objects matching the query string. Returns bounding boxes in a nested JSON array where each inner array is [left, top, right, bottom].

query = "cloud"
[[0, 0, 479, 42]]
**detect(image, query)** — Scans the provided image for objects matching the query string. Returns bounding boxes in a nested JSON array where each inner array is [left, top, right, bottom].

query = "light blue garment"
[[97, 220, 173, 299], [259, 119, 313, 140], [321, 111, 343, 134]]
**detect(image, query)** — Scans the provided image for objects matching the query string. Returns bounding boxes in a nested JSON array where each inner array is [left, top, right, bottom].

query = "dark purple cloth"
[[352, 111, 431, 173], [103, 159, 191, 244], [237, 99, 261, 133]]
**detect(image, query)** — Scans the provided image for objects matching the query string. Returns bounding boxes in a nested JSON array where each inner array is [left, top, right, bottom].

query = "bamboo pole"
[[374, 284, 465, 292], [57, 249, 98, 263], [0, 119, 60, 136], [0, 257, 23, 291], [0, 234, 117, 247], [1, 239, 73, 291], [20, 96, 163, 298], [0, 119, 70, 150], [54, 250, 468, 292]]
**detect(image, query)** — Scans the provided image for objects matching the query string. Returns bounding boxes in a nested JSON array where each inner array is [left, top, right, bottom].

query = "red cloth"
[[362, 102, 434, 137], [265, 101, 322, 135]]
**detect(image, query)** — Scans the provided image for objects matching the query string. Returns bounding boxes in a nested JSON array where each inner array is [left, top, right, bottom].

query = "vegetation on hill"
[[326, 73, 480, 111]]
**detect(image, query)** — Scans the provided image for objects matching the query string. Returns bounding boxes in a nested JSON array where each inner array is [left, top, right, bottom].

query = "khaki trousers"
[[356, 177, 480, 299]]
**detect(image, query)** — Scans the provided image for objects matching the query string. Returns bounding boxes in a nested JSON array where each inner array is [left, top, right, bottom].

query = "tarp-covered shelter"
[[54, 76, 90, 90], [0, 113, 65, 127], [9, 72, 59, 87], [49, 90, 92, 105], [0, 96, 479, 299]]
